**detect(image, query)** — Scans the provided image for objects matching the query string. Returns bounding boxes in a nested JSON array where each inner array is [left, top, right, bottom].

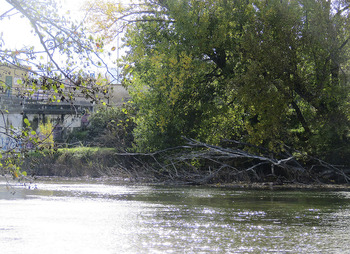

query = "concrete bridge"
[[0, 95, 94, 150], [0, 64, 130, 149], [0, 96, 93, 115]]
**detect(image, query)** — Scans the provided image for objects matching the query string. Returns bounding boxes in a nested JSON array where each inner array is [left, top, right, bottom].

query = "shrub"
[[38, 121, 54, 149], [87, 105, 135, 150]]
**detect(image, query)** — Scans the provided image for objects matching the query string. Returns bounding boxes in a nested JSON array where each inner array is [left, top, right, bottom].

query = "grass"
[[56, 147, 117, 158], [57, 147, 117, 153]]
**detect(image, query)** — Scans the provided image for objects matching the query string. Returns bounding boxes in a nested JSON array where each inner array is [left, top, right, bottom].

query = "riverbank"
[[14, 175, 349, 191], [209, 181, 350, 191], [22, 147, 350, 188], [23, 147, 122, 178]]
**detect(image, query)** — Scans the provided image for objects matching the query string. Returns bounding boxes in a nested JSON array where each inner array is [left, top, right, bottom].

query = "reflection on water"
[[0, 178, 350, 253]]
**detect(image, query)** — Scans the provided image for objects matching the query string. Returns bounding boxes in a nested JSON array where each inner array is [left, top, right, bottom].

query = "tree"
[[0, 0, 109, 177], [114, 0, 251, 151], [85, 0, 350, 163], [238, 0, 350, 157]]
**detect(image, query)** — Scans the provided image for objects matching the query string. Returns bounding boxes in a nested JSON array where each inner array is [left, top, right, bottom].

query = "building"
[[0, 64, 29, 96], [0, 64, 130, 150], [0, 64, 93, 149]]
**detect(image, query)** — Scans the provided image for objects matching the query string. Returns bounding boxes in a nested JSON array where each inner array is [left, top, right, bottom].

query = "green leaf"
[[24, 118, 30, 127]]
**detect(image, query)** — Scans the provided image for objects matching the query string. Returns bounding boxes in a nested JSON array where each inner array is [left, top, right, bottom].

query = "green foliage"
[[68, 105, 135, 151], [89, 105, 135, 150], [118, 0, 350, 158], [67, 129, 89, 143], [38, 121, 54, 149]]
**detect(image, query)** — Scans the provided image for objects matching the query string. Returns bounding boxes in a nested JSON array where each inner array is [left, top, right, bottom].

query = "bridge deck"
[[0, 96, 94, 115]]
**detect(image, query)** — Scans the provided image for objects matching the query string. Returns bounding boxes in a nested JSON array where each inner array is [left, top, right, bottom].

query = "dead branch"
[[107, 137, 350, 184]]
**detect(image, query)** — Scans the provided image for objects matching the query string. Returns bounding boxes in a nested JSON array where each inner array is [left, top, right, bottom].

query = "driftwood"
[[112, 137, 350, 185]]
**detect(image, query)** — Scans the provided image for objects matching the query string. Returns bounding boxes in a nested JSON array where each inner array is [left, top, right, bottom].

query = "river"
[[0, 177, 350, 253]]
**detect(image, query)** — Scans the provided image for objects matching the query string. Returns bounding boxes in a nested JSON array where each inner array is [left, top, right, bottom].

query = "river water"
[[0, 178, 350, 253]]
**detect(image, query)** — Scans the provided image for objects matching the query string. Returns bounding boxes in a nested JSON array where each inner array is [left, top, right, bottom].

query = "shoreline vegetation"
[[21, 144, 350, 189]]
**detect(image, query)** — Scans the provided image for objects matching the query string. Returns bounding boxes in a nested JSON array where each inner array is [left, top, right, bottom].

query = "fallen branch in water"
[[111, 137, 350, 184]]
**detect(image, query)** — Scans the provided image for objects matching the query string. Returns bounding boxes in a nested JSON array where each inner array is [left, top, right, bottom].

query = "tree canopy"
[[86, 0, 350, 164]]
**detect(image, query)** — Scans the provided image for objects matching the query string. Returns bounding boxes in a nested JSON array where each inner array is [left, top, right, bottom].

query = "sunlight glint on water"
[[0, 179, 350, 253]]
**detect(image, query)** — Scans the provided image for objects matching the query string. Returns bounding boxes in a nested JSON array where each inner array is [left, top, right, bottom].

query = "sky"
[[0, 0, 123, 80], [0, 0, 87, 49]]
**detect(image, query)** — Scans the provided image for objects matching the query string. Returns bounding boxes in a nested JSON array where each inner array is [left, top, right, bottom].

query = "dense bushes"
[[67, 105, 135, 151]]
